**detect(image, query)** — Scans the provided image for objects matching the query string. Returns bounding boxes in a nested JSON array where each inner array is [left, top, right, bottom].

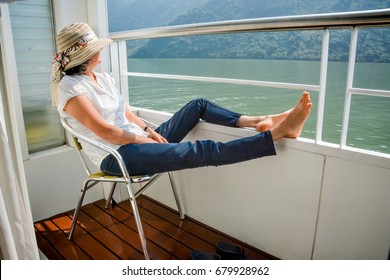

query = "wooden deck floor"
[[34, 195, 277, 260]]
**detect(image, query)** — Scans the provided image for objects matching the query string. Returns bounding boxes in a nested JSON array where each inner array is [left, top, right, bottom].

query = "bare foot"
[[270, 92, 312, 141], [255, 109, 291, 132]]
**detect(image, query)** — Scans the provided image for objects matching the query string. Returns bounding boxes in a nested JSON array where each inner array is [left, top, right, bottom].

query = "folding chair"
[[60, 117, 185, 260]]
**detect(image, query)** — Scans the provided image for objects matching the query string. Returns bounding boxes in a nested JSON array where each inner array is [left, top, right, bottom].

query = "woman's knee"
[[190, 98, 210, 113], [190, 97, 209, 106]]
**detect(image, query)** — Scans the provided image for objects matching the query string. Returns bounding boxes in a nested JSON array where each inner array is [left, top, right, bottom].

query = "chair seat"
[[89, 171, 122, 179], [88, 171, 153, 183]]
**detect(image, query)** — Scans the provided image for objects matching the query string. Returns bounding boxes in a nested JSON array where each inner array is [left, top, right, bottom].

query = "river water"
[[127, 58, 390, 153]]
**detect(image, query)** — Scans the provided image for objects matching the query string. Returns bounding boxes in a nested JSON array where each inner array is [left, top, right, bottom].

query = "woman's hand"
[[147, 129, 168, 143]]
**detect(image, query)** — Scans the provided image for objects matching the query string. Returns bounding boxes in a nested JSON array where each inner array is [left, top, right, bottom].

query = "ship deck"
[[34, 195, 277, 260]]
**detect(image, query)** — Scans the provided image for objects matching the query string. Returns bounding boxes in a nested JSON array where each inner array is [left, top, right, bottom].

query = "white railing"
[[109, 9, 390, 153]]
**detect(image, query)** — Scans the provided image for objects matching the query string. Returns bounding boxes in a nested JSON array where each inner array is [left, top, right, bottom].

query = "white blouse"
[[56, 72, 148, 167]]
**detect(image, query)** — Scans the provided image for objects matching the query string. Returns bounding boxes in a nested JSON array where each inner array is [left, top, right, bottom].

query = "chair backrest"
[[60, 117, 131, 180]]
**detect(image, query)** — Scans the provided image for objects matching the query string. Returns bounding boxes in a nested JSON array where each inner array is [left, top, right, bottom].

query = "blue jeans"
[[100, 98, 276, 176]]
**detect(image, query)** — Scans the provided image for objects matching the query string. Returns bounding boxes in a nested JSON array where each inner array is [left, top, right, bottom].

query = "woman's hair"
[[64, 59, 90, 76]]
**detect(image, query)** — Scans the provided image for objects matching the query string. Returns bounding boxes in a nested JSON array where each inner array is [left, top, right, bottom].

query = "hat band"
[[64, 31, 98, 56]]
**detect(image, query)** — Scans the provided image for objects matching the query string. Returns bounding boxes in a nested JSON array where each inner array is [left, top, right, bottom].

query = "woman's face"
[[89, 52, 101, 67]]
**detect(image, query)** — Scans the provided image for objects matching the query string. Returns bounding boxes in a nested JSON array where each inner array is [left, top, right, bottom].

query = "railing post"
[[341, 27, 358, 148], [118, 40, 130, 105], [110, 41, 120, 93], [316, 28, 330, 144]]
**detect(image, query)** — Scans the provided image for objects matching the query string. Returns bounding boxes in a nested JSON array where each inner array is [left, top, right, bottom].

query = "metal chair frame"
[[60, 117, 185, 260]]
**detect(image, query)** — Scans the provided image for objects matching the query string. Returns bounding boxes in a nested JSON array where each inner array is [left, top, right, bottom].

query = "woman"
[[51, 22, 312, 176]]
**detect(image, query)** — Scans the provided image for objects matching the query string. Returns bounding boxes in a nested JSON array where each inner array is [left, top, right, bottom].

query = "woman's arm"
[[125, 106, 168, 143], [64, 95, 157, 144], [124, 106, 149, 130]]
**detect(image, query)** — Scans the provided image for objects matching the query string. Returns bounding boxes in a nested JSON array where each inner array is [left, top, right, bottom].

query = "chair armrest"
[[60, 117, 131, 179]]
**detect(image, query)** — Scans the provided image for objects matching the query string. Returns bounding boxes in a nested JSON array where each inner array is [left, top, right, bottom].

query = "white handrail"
[[110, 9, 390, 40], [123, 71, 320, 92]]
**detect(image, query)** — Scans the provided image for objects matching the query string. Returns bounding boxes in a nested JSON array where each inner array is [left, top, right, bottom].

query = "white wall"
[[24, 147, 103, 221], [313, 157, 390, 259], [52, 0, 87, 30]]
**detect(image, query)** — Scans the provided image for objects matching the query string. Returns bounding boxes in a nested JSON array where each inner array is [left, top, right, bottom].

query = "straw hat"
[[50, 22, 112, 105]]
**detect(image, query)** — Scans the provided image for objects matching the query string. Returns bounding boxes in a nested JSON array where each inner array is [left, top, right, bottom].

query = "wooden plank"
[[117, 199, 217, 254], [34, 226, 64, 260], [35, 197, 276, 260], [34, 219, 90, 260], [82, 203, 178, 260], [74, 210, 145, 260], [94, 200, 192, 260], [139, 196, 277, 260], [50, 214, 118, 260], [138, 196, 225, 243]]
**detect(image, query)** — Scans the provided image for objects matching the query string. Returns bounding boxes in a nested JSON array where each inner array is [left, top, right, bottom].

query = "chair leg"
[[126, 183, 150, 260], [105, 182, 118, 209], [68, 181, 89, 240], [168, 172, 185, 220]]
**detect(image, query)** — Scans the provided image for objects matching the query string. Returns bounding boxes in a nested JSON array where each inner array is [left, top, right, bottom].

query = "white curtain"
[[0, 3, 39, 260], [0, 107, 39, 260]]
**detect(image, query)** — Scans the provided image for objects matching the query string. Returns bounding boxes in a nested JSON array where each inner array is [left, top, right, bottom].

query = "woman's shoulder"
[[96, 72, 115, 84], [58, 74, 91, 97], [59, 74, 84, 87]]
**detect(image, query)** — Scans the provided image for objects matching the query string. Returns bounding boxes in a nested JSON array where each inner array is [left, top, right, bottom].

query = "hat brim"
[[63, 38, 113, 71]]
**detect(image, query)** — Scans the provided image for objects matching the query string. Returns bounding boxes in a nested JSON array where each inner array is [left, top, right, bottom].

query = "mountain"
[[108, 0, 209, 56], [108, 0, 208, 32], [170, 0, 390, 23], [109, 0, 390, 62]]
